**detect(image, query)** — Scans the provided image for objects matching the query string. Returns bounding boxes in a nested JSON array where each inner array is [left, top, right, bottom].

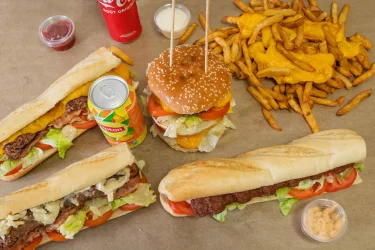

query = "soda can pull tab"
[[100, 84, 116, 99]]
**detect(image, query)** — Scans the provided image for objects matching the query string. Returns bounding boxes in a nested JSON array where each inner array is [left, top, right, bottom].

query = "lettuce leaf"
[[278, 198, 299, 216], [162, 117, 187, 138], [212, 202, 247, 222], [0, 160, 20, 178], [198, 116, 236, 152], [111, 183, 156, 210], [85, 198, 112, 219], [354, 162, 365, 172], [0, 147, 43, 177], [276, 187, 291, 198], [135, 160, 145, 179], [0, 220, 10, 240], [228, 98, 236, 114], [184, 116, 202, 128], [58, 210, 87, 239], [130, 71, 136, 78], [30, 200, 60, 225], [294, 176, 325, 191], [0, 155, 7, 161], [41, 128, 73, 158]]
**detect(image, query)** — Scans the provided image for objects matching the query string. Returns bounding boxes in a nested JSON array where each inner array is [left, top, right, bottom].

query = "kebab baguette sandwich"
[[0, 47, 133, 181], [159, 129, 366, 221], [146, 45, 236, 153], [0, 143, 156, 249]]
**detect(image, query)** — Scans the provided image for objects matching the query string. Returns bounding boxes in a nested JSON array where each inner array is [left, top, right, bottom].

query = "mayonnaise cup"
[[154, 4, 191, 39]]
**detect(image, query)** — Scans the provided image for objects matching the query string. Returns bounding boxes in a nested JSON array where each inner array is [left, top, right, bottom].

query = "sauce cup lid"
[[39, 15, 75, 48]]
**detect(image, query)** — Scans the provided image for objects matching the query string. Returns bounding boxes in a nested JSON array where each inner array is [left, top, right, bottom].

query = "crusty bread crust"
[[0, 143, 135, 219], [0, 47, 121, 143], [1, 129, 87, 182], [159, 129, 366, 202], [162, 175, 363, 217]]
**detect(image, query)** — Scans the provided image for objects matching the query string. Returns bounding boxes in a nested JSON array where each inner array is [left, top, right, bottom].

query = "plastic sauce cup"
[[301, 199, 348, 243], [39, 15, 76, 51], [154, 4, 191, 39]]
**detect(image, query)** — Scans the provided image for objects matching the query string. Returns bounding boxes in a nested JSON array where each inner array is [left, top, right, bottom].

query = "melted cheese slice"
[[176, 128, 211, 149], [254, 39, 335, 84], [0, 65, 129, 154]]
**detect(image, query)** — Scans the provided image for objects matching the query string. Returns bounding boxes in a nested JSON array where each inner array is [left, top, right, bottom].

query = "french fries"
[[108, 46, 134, 65], [262, 108, 282, 131], [177, 23, 198, 45], [247, 86, 272, 110], [199, 12, 213, 34], [337, 89, 372, 116], [193, 0, 374, 133], [234, 0, 255, 13]]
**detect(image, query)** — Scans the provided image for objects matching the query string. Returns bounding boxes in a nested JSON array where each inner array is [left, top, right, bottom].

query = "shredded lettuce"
[[58, 210, 87, 239], [61, 125, 77, 141], [111, 183, 156, 210], [294, 176, 325, 191], [278, 198, 299, 216], [354, 162, 365, 172], [276, 187, 291, 199], [41, 128, 74, 158], [198, 116, 236, 152], [130, 71, 136, 78], [5, 211, 27, 228], [212, 202, 247, 222], [85, 198, 112, 219], [228, 98, 236, 114], [184, 116, 202, 128], [0, 155, 7, 161], [334, 168, 354, 184], [0, 220, 10, 240], [0, 160, 20, 177], [135, 160, 145, 179], [30, 200, 60, 225], [0, 147, 43, 177], [163, 117, 187, 138]]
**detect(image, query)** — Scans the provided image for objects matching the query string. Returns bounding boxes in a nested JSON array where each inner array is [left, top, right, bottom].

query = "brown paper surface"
[[0, 0, 374, 249]]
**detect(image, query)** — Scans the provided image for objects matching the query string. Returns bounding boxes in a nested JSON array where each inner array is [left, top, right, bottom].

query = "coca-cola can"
[[98, 0, 142, 43]]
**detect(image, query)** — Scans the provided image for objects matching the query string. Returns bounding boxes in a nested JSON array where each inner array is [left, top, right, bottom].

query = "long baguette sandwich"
[[0, 47, 133, 181], [0, 143, 156, 249], [159, 129, 366, 221]]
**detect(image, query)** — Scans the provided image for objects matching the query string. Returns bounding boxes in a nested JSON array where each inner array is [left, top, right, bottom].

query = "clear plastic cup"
[[39, 15, 76, 51], [154, 4, 191, 39], [301, 199, 348, 243]]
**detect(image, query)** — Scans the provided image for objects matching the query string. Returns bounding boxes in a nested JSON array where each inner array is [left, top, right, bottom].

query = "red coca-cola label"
[[98, 124, 125, 133], [98, 0, 142, 43]]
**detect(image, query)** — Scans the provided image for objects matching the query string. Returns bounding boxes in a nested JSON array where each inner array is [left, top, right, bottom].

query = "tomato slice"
[[71, 120, 97, 130], [325, 168, 357, 193], [168, 200, 195, 216], [126, 77, 133, 86], [84, 210, 113, 228], [119, 204, 143, 211], [140, 173, 148, 184], [289, 180, 328, 200], [36, 142, 53, 150], [4, 164, 22, 176], [199, 102, 230, 120], [46, 231, 68, 242], [24, 235, 43, 250], [147, 95, 177, 117]]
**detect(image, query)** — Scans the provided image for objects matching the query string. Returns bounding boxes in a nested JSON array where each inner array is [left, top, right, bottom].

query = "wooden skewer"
[[170, 0, 176, 68], [205, 0, 210, 73]]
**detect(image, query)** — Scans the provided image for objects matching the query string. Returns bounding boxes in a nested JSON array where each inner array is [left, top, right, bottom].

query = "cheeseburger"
[[146, 45, 235, 152]]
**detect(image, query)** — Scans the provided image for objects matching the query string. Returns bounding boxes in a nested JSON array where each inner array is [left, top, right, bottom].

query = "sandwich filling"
[[147, 92, 236, 152], [166, 162, 364, 221], [0, 163, 156, 250], [0, 64, 131, 178]]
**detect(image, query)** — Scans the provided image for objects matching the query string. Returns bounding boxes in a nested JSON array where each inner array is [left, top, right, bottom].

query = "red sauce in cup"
[[39, 16, 75, 51]]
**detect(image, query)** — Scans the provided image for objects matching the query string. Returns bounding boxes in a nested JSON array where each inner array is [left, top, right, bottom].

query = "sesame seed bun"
[[147, 45, 232, 114]]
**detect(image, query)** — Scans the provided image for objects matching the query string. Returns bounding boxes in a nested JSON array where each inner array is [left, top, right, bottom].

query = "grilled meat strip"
[[191, 163, 354, 217]]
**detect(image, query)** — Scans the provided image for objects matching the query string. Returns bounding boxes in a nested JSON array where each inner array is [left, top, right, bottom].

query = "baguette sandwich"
[[159, 129, 366, 221], [0, 143, 156, 249], [0, 47, 133, 181]]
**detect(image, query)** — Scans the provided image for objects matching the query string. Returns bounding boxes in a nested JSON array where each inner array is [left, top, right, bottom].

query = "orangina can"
[[88, 75, 147, 148]]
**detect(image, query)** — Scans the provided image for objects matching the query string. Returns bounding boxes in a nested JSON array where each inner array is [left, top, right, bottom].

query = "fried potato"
[[178, 23, 198, 45], [241, 39, 252, 71], [227, 63, 241, 75], [277, 24, 294, 50], [212, 46, 223, 55], [194, 31, 228, 46], [295, 24, 304, 48], [331, 2, 338, 24], [222, 16, 239, 24], [326, 78, 344, 89], [353, 63, 375, 86], [248, 14, 284, 45], [338, 4, 350, 25], [214, 37, 231, 64], [356, 46, 371, 70], [217, 27, 241, 35], [296, 85, 319, 133], [264, 87, 285, 101], [262, 26, 272, 48], [348, 60, 363, 76], [276, 43, 315, 72], [256, 67, 292, 78], [335, 66, 352, 78], [333, 71, 353, 90], [302, 7, 319, 22], [310, 96, 340, 107], [327, 45, 343, 61], [288, 96, 303, 114], [336, 96, 345, 106], [314, 83, 334, 93], [337, 89, 372, 116], [258, 86, 280, 110], [231, 35, 240, 62], [235, 60, 250, 76], [234, 0, 255, 13], [349, 33, 372, 50], [108, 46, 134, 65], [303, 81, 313, 102], [280, 14, 305, 28], [263, 9, 296, 16], [262, 108, 282, 131], [271, 23, 283, 43], [200, 12, 213, 34], [247, 86, 272, 110], [322, 25, 337, 47], [311, 88, 328, 98]]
